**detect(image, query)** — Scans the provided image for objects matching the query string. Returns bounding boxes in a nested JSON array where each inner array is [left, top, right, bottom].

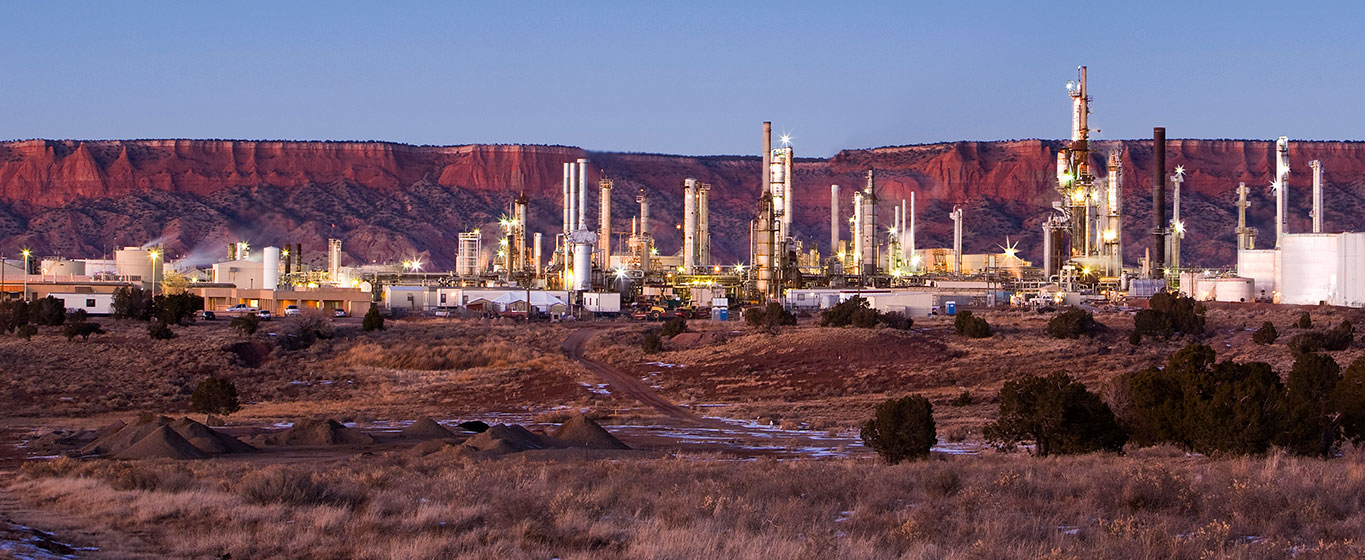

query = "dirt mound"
[[263, 419, 374, 446], [462, 424, 559, 454], [552, 414, 630, 450], [170, 417, 255, 454], [410, 438, 462, 456], [111, 425, 210, 460], [401, 418, 455, 439], [222, 340, 271, 368], [80, 415, 173, 455]]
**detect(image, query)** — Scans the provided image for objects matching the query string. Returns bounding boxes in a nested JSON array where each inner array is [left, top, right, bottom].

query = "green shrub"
[[1128, 330, 1142, 346], [1278, 352, 1342, 457], [1252, 321, 1278, 345], [191, 378, 242, 419], [148, 320, 175, 340], [16, 324, 36, 340], [1297, 312, 1313, 329], [1323, 320, 1354, 351], [153, 292, 203, 325], [860, 395, 936, 464], [29, 296, 66, 327], [641, 329, 663, 354], [983, 373, 1127, 456], [1121, 344, 1285, 456], [1047, 308, 1097, 339], [1331, 356, 1365, 446], [659, 317, 688, 339], [881, 311, 914, 330], [954, 310, 991, 338], [67, 309, 88, 323], [744, 302, 795, 330], [821, 296, 880, 328], [949, 391, 973, 407], [362, 306, 385, 332], [1134, 293, 1205, 340], [0, 300, 29, 333], [112, 286, 151, 320], [231, 314, 261, 336], [63, 321, 105, 341]]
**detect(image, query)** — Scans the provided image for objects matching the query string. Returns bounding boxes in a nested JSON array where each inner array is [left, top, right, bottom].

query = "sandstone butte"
[[1, 138, 1361, 270]]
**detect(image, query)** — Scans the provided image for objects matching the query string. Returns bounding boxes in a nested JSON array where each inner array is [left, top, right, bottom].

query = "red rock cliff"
[[1, 138, 1361, 269]]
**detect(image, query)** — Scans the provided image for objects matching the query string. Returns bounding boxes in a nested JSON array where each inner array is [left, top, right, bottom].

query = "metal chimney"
[[1151, 127, 1166, 278]]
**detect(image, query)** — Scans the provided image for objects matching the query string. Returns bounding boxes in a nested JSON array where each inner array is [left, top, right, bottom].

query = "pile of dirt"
[[410, 438, 461, 456], [462, 424, 561, 454], [552, 414, 630, 450], [111, 425, 210, 460], [401, 418, 455, 439], [170, 418, 255, 454], [80, 416, 175, 456], [80, 415, 254, 459], [263, 419, 374, 446], [23, 429, 100, 455]]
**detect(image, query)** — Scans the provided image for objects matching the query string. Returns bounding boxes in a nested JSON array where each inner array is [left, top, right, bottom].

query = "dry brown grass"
[[11, 450, 1365, 559]]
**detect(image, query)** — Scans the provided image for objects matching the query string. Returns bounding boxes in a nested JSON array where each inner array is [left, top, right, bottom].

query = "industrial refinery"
[[1, 66, 1360, 317]]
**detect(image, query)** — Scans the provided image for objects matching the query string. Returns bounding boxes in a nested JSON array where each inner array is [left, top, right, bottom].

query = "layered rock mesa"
[[1, 138, 1362, 270]]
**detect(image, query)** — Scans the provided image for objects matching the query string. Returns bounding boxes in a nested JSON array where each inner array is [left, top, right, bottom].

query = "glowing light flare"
[[1174, 165, 1186, 178], [779, 133, 792, 146], [1102, 229, 1118, 242], [1174, 220, 1186, 236], [1070, 188, 1086, 203], [614, 267, 627, 279]]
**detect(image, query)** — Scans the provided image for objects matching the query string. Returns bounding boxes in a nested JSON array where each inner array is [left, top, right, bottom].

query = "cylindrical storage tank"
[[41, 259, 85, 277], [114, 247, 155, 284], [1213, 277, 1255, 303], [263, 246, 281, 290], [573, 242, 592, 291]]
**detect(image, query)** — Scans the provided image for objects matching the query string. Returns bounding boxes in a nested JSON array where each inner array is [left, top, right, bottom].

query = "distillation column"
[[683, 178, 697, 273], [1275, 136, 1289, 247], [1310, 160, 1323, 233], [829, 184, 839, 266], [599, 179, 612, 267], [908, 193, 916, 271], [1236, 182, 1256, 251], [861, 170, 878, 275], [533, 232, 543, 274], [1104, 150, 1123, 276], [513, 193, 529, 271], [851, 191, 863, 275], [698, 182, 711, 267], [636, 189, 652, 273], [950, 207, 964, 274], [1168, 170, 1183, 270]]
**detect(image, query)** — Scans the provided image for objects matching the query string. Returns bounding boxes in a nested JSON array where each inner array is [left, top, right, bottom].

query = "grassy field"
[[11, 448, 1365, 559]]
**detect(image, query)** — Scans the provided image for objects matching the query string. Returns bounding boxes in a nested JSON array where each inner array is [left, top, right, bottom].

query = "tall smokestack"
[[533, 232, 543, 273], [577, 159, 588, 231], [830, 184, 839, 263], [762, 122, 772, 195], [563, 163, 572, 235], [1152, 127, 1166, 278], [909, 192, 916, 268]]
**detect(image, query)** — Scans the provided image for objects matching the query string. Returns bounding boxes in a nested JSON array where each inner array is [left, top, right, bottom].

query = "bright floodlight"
[[21, 249, 30, 257], [1174, 165, 1186, 177], [614, 267, 627, 279], [148, 250, 159, 260], [779, 134, 791, 146]]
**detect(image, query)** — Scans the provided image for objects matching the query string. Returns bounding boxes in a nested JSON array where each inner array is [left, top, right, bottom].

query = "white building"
[[1237, 232, 1365, 307]]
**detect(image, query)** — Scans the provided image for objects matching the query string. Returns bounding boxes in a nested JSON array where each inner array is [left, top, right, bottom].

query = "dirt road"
[[562, 328, 720, 427]]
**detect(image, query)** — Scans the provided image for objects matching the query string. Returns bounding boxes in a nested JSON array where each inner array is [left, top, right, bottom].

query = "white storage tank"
[[1212, 277, 1255, 302], [114, 247, 155, 283], [262, 246, 281, 290], [40, 258, 85, 277]]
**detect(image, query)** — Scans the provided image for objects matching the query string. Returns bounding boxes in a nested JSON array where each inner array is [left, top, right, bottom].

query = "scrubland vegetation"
[[10, 449, 1365, 559]]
